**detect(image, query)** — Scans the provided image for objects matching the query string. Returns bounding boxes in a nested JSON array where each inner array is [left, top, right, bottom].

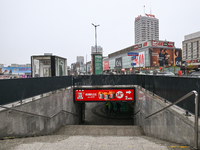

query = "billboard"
[[132, 52, 145, 67], [150, 48, 182, 67], [94, 55, 102, 74], [0, 67, 31, 75], [115, 57, 122, 69], [74, 88, 134, 102], [103, 61, 109, 70]]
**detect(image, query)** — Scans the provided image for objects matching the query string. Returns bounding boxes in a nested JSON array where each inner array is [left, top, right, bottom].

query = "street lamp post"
[[92, 23, 100, 53]]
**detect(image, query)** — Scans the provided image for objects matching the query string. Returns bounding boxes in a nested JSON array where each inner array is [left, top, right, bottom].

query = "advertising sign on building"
[[132, 52, 145, 67], [94, 55, 102, 74], [74, 88, 134, 102], [127, 52, 139, 56], [104, 61, 109, 70], [163, 42, 168, 46], [0, 67, 31, 75], [150, 48, 182, 67], [168, 42, 174, 47], [134, 45, 139, 50], [143, 42, 147, 47], [115, 57, 122, 69]]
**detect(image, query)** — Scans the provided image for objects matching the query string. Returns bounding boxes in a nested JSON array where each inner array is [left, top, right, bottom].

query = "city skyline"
[[0, 0, 200, 66]]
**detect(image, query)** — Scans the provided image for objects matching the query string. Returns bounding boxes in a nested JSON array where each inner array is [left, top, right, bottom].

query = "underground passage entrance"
[[73, 85, 135, 125], [82, 102, 134, 125]]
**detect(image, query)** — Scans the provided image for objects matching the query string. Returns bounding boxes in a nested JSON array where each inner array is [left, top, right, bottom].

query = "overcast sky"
[[0, 0, 199, 66]]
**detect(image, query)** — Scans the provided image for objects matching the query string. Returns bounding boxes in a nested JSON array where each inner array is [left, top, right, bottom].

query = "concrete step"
[[1, 125, 193, 150], [55, 125, 145, 136]]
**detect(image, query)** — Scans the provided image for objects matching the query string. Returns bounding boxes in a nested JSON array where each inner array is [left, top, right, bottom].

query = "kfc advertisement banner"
[[133, 52, 145, 67], [74, 89, 134, 102], [151, 48, 182, 67]]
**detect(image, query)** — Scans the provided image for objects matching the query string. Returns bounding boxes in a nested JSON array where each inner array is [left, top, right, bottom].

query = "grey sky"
[[0, 0, 199, 66]]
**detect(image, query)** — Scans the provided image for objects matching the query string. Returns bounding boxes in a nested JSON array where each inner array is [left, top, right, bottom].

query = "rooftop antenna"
[[144, 5, 145, 15], [150, 2, 152, 14]]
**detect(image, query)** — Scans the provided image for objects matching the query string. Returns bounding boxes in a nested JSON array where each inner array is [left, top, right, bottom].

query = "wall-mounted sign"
[[115, 57, 122, 69], [168, 42, 174, 47], [131, 56, 136, 60], [0, 67, 31, 75], [143, 42, 147, 47], [145, 13, 155, 18], [127, 52, 139, 56], [74, 88, 135, 102], [150, 48, 182, 67], [132, 52, 145, 67], [94, 55, 102, 74], [163, 42, 168, 46], [135, 15, 141, 21], [131, 63, 136, 66], [103, 61, 109, 70], [134, 45, 139, 50]]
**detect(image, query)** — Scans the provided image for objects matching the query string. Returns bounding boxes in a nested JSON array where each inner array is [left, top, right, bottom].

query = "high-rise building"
[[182, 31, 200, 62], [135, 13, 159, 44], [76, 56, 84, 65]]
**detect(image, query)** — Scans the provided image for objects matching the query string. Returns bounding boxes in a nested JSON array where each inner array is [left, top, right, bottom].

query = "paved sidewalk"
[[0, 134, 193, 150], [0, 125, 194, 150]]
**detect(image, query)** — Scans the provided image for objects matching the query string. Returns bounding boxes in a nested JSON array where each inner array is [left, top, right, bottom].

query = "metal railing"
[[134, 90, 199, 150], [0, 105, 78, 119]]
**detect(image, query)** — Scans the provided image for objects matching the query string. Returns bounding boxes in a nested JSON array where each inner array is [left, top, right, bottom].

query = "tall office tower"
[[182, 31, 200, 62], [77, 56, 84, 65], [135, 14, 159, 44]]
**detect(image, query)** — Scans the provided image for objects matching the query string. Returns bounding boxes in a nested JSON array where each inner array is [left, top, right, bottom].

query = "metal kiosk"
[[31, 54, 67, 77]]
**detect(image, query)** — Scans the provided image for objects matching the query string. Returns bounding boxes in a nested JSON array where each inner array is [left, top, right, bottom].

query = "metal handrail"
[[0, 105, 78, 119], [135, 90, 199, 149]]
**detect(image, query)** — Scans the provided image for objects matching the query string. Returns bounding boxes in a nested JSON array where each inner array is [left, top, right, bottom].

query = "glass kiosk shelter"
[[31, 54, 67, 77]]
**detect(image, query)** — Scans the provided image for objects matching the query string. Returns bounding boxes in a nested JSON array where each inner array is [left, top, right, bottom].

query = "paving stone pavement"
[[0, 125, 194, 150]]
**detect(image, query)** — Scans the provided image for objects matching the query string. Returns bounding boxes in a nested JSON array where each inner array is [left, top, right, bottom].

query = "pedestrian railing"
[[0, 105, 79, 119], [134, 89, 199, 149]]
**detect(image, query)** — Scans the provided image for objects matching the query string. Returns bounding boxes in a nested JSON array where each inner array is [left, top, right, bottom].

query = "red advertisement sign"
[[158, 42, 163, 46], [145, 13, 155, 18], [151, 40, 157, 46], [104, 61, 109, 70], [168, 42, 174, 47], [143, 42, 147, 47], [135, 15, 141, 21], [74, 89, 134, 102], [134, 45, 138, 50]]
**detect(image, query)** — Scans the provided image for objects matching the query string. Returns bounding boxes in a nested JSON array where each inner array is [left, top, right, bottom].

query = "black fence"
[[73, 75, 200, 115], [0, 76, 72, 105], [1, 74, 199, 115]]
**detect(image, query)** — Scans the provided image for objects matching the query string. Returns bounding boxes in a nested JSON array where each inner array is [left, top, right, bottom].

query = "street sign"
[[131, 56, 136, 60], [127, 52, 139, 56], [132, 66, 134, 74], [131, 63, 136, 66]]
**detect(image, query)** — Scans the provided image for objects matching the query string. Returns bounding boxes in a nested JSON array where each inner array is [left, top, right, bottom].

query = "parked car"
[[188, 71, 200, 77], [145, 70, 159, 75], [156, 72, 175, 76]]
